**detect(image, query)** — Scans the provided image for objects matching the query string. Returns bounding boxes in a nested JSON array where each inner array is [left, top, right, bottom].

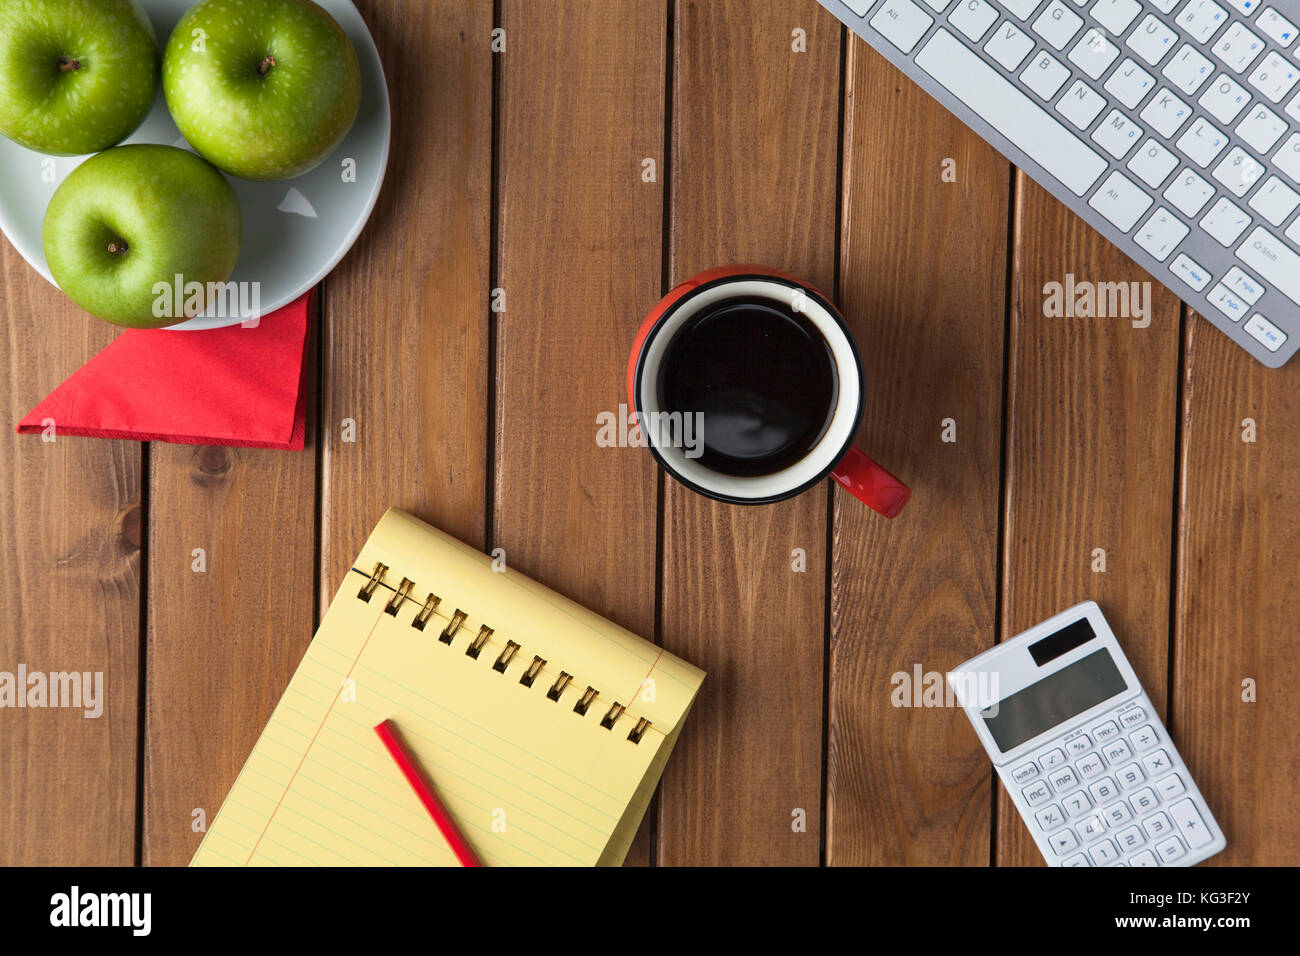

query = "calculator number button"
[[1062, 789, 1093, 817], [1142, 748, 1173, 777], [1103, 800, 1134, 827], [1012, 761, 1040, 784], [1143, 810, 1173, 838], [1116, 763, 1147, 790], [1129, 724, 1160, 750], [1091, 720, 1121, 742], [1130, 786, 1160, 814], [1116, 824, 1146, 850], [1089, 776, 1119, 802], [1036, 803, 1067, 831], [1089, 838, 1121, 865], [1076, 813, 1107, 842], [1050, 828, 1081, 855], [1023, 781, 1053, 806], [1062, 853, 1091, 866]]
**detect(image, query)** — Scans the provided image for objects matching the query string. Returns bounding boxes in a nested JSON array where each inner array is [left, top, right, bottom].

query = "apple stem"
[[57, 57, 81, 73], [107, 239, 128, 256], [258, 54, 276, 77]]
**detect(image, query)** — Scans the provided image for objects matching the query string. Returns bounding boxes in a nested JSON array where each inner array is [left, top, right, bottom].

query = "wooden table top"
[[2, 0, 1297, 867]]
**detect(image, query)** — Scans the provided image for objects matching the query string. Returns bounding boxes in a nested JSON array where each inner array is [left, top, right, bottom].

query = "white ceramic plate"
[[0, 0, 390, 330]]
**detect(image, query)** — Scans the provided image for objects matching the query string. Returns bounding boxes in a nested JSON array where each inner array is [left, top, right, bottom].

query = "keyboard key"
[[1058, 78, 1109, 127], [1248, 51, 1299, 103], [1236, 226, 1300, 304], [1155, 773, 1187, 800], [1090, 170, 1153, 229], [1091, 719, 1121, 743], [1202, 196, 1253, 245], [950, 0, 999, 41], [1288, 91, 1300, 124], [1129, 723, 1160, 749], [986, 20, 1037, 70], [1089, 838, 1120, 864], [1105, 58, 1156, 107], [1199, 74, 1252, 123], [1141, 87, 1192, 137], [1102, 739, 1134, 764], [1116, 824, 1146, 850], [1169, 798, 1214, 847], [1076, 813, 1107, 841], [1049, 827, 1081, 854], [1164, 168, 1216, 215], [1036, 802, 1067, 830], [1129, 849, 1159, 866], [1129, 139, 1180, 187], [1224, 265, 1266, 304], [1092, 110, 1143, 158], [1062, 789, 1093, 816], [919, 0, 956, 9], [999, 0, 1045, 18], [1127, 14, 1177, 66], [1136, 207, 1191, 260], [1033, 1, 1083, 49], [1077, 751, 1107, 777], [1156, 834, 1186, 863], [1023, 780, 1053, 805], [1071, 27, 1120, 78], [1177, 117, 1229, 166], [1151, 0, 1179, 11], [1207, 282, 1249, 321], [1091, 0, 1141, 36], [1258, 7, 1298, 49], [1141, 748, 1174, 776], [1274, 132, 1300, 183], [1143, 810, 1173, 837], [1012, 760, 1040, 784], [1237, 104, 1288, 154], [1177, 1, 1229, 45], [1164, 44, 1215, 95], [1130, 786, 1160, 814], [871, 0, 935, 53], [1213, 147, 1265, 197], [844, 0, 873, 12], [1089, 776, 1119, 802], [916, 30, 1109, 195], [1049, 766, 1080, 791], [1119, 707, 1146, 728], [1023, 50, 1073, 98], [1212, 22, 1266, 75], [1170, 253, 1212, 291], [1245, 312, 1288, 351], [1066, 734, 1093, 757]]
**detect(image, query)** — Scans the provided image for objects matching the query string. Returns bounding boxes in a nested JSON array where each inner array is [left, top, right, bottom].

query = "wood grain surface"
[[828, 36, 1010, 866], [1, 0, 1298, 869]]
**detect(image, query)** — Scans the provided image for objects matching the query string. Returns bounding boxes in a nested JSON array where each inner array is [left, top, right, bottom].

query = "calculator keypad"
[[1004, 699, 1218, 866]]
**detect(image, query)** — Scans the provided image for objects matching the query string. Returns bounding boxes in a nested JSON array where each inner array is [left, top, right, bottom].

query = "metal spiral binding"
[[353, 562, 652, 743]]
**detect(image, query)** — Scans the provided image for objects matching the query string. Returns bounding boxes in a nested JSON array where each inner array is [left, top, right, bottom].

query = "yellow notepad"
[[191, 508, 704, 867]]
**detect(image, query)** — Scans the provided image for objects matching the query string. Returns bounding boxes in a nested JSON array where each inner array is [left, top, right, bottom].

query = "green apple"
[[163, 0, 361, 181], [0, 0, 158, 155], [43, 144, 241, 328]]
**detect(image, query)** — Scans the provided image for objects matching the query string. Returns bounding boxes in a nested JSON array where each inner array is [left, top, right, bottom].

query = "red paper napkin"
[[16, 292, 312, 450]]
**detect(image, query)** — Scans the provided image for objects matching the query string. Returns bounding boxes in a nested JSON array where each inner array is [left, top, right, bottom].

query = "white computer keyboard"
[[948, 602, 1226, 866], [819, 0, 1300, 367]]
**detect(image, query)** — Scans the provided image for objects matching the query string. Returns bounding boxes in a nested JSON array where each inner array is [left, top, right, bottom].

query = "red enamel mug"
[[627, 265, 909, 516]]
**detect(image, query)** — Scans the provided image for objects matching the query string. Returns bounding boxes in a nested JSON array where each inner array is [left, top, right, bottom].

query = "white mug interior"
[[636, 278, 862, 501]]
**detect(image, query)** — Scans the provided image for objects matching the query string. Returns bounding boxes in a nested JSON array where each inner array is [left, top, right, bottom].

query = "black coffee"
[[656, 296, 839, 478]]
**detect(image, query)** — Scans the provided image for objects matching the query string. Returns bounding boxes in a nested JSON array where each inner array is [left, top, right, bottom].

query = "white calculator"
[[948, 601, 1225, 867]]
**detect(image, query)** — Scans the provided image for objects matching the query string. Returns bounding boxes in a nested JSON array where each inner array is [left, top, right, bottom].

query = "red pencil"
[[374, 719, 483, 867]]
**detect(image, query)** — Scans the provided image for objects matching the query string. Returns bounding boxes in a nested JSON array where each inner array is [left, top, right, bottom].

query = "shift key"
[[1236, 228, 1300, 306]]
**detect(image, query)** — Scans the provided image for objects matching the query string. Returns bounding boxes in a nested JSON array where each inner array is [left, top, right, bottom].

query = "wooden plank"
[[996, 178, 1182, 865], [1172, 313, 1300, 865], [141, 314, 320, 866], [827, 37, 1009, 865], [494, 1, 666, 866], [655, 0, 841, 866], [0, 243, 140, 865], [320, 0, 493, 597]]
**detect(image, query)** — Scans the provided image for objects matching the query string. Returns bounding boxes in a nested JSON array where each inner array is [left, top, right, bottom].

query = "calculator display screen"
[[981, 649, 1127, 752]]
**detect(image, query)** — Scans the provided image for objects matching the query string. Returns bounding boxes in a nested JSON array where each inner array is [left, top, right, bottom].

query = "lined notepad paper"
[[191, 508, 704, 867]]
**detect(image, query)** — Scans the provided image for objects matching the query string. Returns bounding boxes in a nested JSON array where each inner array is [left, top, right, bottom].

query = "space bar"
[[915, 29, 1108, 198]]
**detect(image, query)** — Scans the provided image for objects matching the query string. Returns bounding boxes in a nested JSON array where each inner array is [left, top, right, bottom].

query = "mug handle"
[[831, 447, 910, 518]]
